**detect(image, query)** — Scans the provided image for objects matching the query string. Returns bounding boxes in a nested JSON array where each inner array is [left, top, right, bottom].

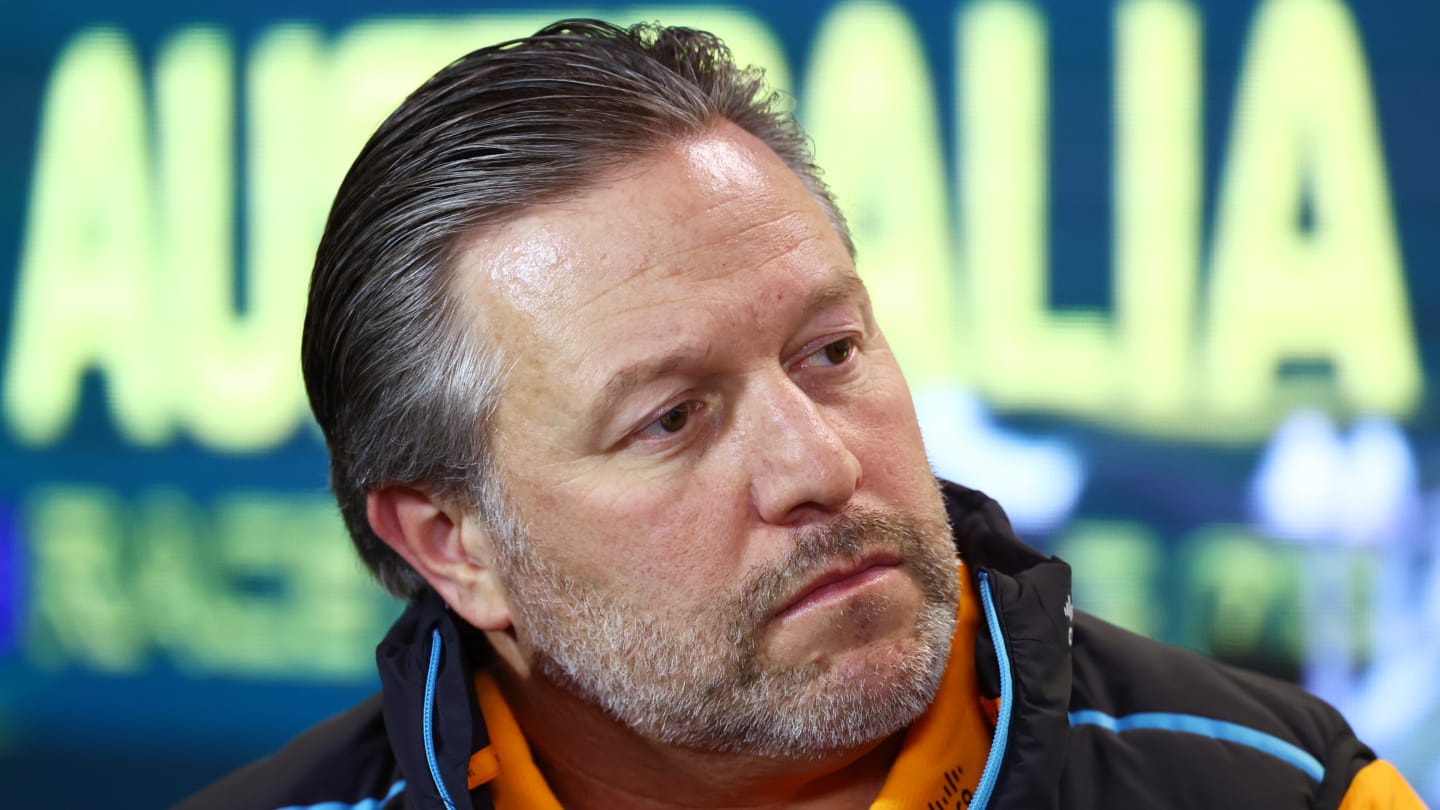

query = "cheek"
[[508, 463, 747, 598], [846, 374, 933, 487]]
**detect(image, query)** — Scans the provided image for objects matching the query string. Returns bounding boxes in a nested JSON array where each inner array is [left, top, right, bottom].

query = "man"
[[180, 19, 1425, 810]]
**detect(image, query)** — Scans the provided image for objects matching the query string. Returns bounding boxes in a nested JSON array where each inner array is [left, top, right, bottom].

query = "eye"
[[821, 337, 854, 365], [804, 337, 855, 367], [635, 401, 702, 439]]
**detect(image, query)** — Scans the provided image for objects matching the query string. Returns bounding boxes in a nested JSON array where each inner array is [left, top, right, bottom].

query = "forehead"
[[449, 123, 857, 401], [459, 130, 835, 301]]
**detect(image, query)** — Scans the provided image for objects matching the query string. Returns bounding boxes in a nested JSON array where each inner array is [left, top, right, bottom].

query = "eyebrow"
[[594, 269, 872, 414], [806, 272, 872, 323]]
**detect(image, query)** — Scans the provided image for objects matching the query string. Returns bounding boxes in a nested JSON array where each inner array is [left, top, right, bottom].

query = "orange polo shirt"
[[467, 562, 995, 809]]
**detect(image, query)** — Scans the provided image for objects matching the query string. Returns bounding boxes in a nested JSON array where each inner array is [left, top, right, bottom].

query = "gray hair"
[[302, 18, 852, 599]]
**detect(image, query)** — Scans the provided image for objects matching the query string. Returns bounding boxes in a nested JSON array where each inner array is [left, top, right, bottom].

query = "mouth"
[[770, 553, 904, 622]]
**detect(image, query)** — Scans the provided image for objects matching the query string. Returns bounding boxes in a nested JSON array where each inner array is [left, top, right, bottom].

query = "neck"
[[487, 635, 905, 810]]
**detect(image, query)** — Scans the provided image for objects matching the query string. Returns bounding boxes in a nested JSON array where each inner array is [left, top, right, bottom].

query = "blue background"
[[2, 1, 1438, 806]]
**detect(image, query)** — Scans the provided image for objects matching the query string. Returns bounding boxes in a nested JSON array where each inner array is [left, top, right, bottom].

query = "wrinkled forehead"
[[446, 124, 843, 354], [470, 137, 770, 283]]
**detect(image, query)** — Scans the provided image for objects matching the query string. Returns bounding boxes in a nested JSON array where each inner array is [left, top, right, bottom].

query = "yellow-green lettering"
[[24, 489, 144, 672], [3, 30, 171, 446], [1114, 0, 1201, 425], [804, 0, 958, 387], [155, 28, 313, 449], [1207, 0, 1421, 421], [1178, 526, 1302, 662], [960, 1, 1114, 412]]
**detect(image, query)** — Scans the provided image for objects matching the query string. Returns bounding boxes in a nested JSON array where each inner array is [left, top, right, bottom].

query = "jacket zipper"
[[424, 628, 460, 810], [970, 571, 1014, 810]]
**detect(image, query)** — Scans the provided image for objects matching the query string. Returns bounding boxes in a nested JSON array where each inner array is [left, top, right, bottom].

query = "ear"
[[366, 485, 513, 631]]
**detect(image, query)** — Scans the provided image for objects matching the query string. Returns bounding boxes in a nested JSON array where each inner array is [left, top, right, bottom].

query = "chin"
[[736, 629, 954, 760], [824, 634, 942, 689]]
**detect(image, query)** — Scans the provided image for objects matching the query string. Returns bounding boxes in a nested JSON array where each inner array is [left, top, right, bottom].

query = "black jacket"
[[176, 482, 1377, 809]]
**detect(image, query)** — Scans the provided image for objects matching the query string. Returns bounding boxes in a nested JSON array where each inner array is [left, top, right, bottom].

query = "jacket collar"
[[944, 480, 1073, 809], [376, 587, 492, 809], [375, 480, 1072, 809]]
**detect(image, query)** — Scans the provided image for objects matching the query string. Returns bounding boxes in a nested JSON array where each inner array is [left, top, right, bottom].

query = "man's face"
[[456, 123, 959, 758]]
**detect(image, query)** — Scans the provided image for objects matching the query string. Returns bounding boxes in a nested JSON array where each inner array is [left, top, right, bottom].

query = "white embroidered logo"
[[1064, 594, 1074, 646]]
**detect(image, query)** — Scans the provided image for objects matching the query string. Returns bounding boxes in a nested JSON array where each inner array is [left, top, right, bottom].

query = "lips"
[[770, 553, 904, 621]]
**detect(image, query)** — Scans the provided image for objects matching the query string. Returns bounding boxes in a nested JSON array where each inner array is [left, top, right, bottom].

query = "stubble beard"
[[492, 505, 961, 759]]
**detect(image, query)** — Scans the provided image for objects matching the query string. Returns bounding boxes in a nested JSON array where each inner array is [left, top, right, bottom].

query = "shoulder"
[[1338, 761, 1429, 809], [173, 693, 408, 810], [1064, 612, 1375, 809]]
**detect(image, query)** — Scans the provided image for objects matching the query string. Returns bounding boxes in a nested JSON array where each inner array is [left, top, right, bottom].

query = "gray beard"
[[494, 507, 961, 758]]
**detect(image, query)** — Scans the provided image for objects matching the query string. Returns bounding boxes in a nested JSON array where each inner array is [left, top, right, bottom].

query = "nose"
[[746, 372, 862, 525]]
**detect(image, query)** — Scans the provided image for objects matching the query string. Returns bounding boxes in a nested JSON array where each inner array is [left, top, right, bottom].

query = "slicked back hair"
[[302, 19, 853, 599]]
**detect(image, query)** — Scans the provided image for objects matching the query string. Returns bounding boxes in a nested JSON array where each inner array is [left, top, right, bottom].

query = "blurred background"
[[2, 0, 1438, 805]]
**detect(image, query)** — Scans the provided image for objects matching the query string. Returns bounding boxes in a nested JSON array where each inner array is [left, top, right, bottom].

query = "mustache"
[[733, 508, 951, 629]]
